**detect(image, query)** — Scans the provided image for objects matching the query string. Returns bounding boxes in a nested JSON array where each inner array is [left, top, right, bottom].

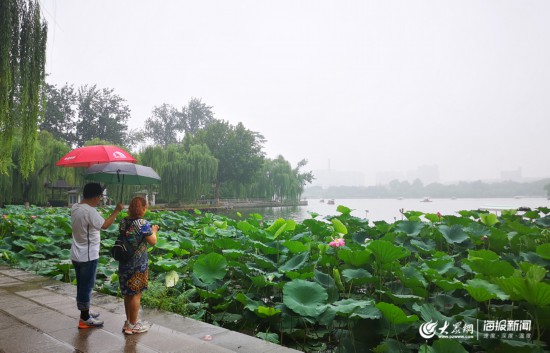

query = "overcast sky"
[[41, 1, 550, 185]]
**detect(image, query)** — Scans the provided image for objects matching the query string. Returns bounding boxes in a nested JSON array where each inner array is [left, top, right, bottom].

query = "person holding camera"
[[118, 196, 158, 334]]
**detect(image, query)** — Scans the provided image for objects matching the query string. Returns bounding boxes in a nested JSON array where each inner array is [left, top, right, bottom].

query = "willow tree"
[[249, 156, 314, 203], [0, 0, 47, 177], [190, 120, 264, 200], [0, 130, 70, 204], [140, 144, 217, 204]]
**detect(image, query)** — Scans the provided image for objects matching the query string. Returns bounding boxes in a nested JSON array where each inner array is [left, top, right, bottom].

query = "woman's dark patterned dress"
[[118, 217, 152, 295]]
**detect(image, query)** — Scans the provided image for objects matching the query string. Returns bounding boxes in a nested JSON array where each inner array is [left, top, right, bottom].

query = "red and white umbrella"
[[56, 145, 137, 168]]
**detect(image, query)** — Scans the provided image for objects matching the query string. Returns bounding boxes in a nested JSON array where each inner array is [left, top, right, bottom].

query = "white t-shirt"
[[70, 203, 105, 262]]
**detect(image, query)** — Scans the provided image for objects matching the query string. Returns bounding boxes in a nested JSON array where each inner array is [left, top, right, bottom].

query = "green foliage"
[[191, 120, 265, 199], [144, 103, 182, 147], [140, 143, 218, 203], [1, 205, 550, 352], [0, 0, 47, 177], [0, 130, 71, 204], [248, 155, 313, 202], [75, 85, 130, 147]]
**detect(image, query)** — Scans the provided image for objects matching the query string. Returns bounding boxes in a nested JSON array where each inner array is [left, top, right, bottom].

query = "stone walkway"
[[0, 266, 301, 353]]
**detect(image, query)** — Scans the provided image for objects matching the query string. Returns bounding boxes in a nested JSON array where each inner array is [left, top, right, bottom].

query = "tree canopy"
[[190, 120, 265, 199], [144, 98, 216, 147], [0, 0, 47, 178], [41, 83, 133, 149]]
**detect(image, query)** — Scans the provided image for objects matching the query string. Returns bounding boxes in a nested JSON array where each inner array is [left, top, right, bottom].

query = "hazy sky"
[[41, 1, 550, 185]]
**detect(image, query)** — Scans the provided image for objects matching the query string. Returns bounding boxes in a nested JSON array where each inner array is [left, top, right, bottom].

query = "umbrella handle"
[[120, 174, 125, 203]]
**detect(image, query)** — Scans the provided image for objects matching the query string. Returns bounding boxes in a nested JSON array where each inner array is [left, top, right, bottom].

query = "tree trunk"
[[214, 182, 220, 204], [23, 181, 31, 206]]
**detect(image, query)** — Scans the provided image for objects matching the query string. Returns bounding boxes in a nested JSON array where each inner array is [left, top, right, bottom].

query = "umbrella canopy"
[[84, 162, 161, 185], [56, 145, 137, 168]]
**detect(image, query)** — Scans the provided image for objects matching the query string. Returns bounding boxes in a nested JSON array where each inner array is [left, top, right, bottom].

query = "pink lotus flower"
[[2, 214, 6, 219], [31, 215, 36, 219], [329, 237, 346, 247], [437, 212, 442, 218]]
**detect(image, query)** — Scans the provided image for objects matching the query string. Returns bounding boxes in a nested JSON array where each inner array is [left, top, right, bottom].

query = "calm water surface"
[[218, 198, 550, 223]]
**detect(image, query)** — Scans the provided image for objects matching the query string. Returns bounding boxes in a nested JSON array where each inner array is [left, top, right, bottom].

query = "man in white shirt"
[[71, 183, 123, 329]]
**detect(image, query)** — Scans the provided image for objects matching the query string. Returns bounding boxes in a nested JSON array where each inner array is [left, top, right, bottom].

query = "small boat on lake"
[[420, 197, 432, 202], [327, 199, 335, 205]]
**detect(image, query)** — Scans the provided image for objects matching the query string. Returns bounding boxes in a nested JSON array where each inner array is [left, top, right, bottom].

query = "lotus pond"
[[1, 205, 550, 352]]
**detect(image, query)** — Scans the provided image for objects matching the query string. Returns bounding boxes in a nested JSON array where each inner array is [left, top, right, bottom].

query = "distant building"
[[407, 165, 440, 185], [311, 169, 366, 187], [500, 167, 522, 181], [375, 171, 405, 185]]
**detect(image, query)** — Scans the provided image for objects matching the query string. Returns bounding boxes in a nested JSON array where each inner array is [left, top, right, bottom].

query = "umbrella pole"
[[120, 175, 125, 203]]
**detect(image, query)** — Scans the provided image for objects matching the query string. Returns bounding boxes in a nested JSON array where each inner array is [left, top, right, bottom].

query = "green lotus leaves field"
[[1, 204, 549, 352]]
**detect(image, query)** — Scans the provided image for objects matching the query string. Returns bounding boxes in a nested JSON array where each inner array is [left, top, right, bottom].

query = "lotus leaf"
[[410, 238, 436, 252], [336, 205, 351, 215], [279, 252, 309, 272], [214, 237, 241, 250], [349, 305, 383, 320], [283, 279, 328, 317], [332, 298, 373, 316], [437, 225, 469, 244], [266, 218, 296, 239], [193, 252, 227, 284], [248, 253, 276, 270], [331, 218, 348, 235], [396, 221, 424, 236], [480, 213, 498, 226], [536, 243, 550, 260], [378, 290, 424, 304], [203, 225, 217, 237], [165, 270, 179, 287], [375, 302, 419, 325], [507, 221, 537, 235], [425, 258, 455, 275], [424, 213, 440, 223], [257, 306, 281, 317], [256, 332, 279, 344], [317, 306, 337, 326], [337, 248, 372, 266], [497, 277, 550, 307], [153, 258, 184, 271], [535, 215, 550, 227], [463, 255, 515, 278], [314, 270, 339, 303], [368, 239, 409, 264], [282, 240, 309, 253], [341, 268, 374, 284], [433, 279, 464, 291], [412, 303, 453, 324], [465, 279, 508, 302]]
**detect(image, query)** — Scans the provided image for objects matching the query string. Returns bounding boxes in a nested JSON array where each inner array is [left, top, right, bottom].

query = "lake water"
[[218, 197, 550, 223]]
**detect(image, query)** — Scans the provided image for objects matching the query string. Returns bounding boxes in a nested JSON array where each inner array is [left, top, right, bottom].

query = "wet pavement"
[[0, 266, 301, 353]]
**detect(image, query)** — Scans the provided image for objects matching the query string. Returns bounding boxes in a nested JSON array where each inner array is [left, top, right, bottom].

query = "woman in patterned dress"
[[118, 196, 158, 334]]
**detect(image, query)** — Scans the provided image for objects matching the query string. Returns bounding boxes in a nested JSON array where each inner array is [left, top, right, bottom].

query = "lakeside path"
[[0, 266, 301, 353]]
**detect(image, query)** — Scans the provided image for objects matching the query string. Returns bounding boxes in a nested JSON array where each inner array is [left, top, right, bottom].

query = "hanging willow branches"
[[0, 0, 47, 177], [139, 144, 218, 204]]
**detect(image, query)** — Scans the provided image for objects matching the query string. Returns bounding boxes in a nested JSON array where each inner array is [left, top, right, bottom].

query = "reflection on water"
[[215, 198, 550, 223]]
